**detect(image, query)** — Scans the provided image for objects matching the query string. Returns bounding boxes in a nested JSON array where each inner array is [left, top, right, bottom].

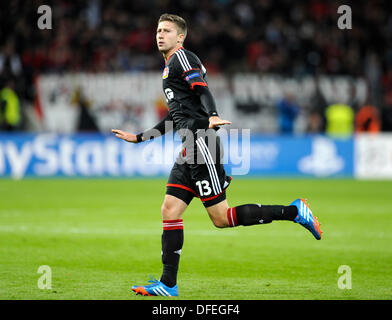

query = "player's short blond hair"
[[158, 13, 187, 39]]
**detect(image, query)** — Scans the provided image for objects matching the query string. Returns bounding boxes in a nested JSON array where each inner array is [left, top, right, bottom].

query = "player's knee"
[[212, 219, 226, 228], [161, 202, 180, 220], [211, 215, 228, 228], [161, 202, 172, 219], [207, 202, 230, 228]]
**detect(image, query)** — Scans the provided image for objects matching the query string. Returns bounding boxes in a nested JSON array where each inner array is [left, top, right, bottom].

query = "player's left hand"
[[208, 116, 232, 129]]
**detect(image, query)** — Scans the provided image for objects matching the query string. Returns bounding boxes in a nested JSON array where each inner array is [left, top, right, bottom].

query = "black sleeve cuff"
[[208, 111, 219, 117], [136, 133, 143, 143]]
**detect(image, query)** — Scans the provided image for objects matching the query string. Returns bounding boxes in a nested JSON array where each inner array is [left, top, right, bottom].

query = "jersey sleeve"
[[139, 112, 173, 142], [174, 50, 208, 90]]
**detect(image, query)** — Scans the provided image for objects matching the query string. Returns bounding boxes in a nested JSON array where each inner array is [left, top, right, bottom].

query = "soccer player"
[[112, 14, 322, 297]]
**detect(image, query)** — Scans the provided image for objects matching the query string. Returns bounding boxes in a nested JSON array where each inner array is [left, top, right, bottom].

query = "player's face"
[[156, 21, 183, 53]]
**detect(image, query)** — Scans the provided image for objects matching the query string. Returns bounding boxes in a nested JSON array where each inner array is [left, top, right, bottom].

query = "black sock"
[[160, 219, 184, 287], [227, 204, 298, 227]]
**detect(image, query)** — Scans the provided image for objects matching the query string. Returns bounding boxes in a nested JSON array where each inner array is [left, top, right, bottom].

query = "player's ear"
[[177, 33, 185, 44]]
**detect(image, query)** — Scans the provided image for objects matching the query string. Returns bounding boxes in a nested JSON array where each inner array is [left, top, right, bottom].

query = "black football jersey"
[[162, 47, 214, 132]]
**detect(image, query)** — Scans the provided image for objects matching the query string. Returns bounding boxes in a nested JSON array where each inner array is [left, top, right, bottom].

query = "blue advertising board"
[[0, 133, 353, 178], [243, 134, 353, 177]]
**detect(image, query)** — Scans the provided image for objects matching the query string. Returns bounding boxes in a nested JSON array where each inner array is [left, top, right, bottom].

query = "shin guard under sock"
[[227, 204, 298, 227], [160, 219, 184, 287]]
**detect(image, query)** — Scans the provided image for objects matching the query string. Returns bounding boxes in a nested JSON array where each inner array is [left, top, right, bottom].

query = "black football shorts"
[[166, 130, 232, 208]]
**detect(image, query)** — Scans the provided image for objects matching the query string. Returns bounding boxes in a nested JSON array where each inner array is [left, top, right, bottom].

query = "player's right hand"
[[111, 129, 138, 143]]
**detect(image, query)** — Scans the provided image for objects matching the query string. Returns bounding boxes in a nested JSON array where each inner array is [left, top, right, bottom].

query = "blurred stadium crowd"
[[1, 0, 392, 133]]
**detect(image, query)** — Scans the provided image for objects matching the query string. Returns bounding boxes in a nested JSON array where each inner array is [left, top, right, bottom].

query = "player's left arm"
[[194, 85, 231, 129], [179, 52, 231, 129]]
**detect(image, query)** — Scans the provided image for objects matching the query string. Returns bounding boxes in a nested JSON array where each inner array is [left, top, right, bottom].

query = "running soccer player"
[[112, 14, 322, 297]]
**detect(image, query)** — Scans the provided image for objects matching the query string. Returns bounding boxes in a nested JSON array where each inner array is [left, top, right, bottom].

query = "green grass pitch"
[[1, 178, 391, 300]]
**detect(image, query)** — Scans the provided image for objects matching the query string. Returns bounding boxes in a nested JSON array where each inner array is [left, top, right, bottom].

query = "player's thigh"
[[191, 131, 230, 199], [161, 194, 188, 220], [205, 199, 230, 228]]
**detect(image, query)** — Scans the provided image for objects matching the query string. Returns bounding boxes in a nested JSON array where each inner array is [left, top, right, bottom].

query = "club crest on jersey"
[[162, 66, 169, 79]]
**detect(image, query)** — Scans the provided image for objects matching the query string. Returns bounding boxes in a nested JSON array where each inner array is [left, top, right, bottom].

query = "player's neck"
[[163, 44, 184, 63]]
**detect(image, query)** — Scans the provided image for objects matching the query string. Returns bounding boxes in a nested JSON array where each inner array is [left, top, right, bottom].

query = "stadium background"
[[0, 0, 391, 300]]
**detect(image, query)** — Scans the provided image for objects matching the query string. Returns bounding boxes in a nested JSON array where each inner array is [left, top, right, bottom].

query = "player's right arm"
[[112, 112, 173, 143], [111, 129, 138, 143]]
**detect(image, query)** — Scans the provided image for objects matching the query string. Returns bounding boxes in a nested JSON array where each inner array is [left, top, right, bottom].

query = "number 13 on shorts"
[[195, 180, 212, 196]]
